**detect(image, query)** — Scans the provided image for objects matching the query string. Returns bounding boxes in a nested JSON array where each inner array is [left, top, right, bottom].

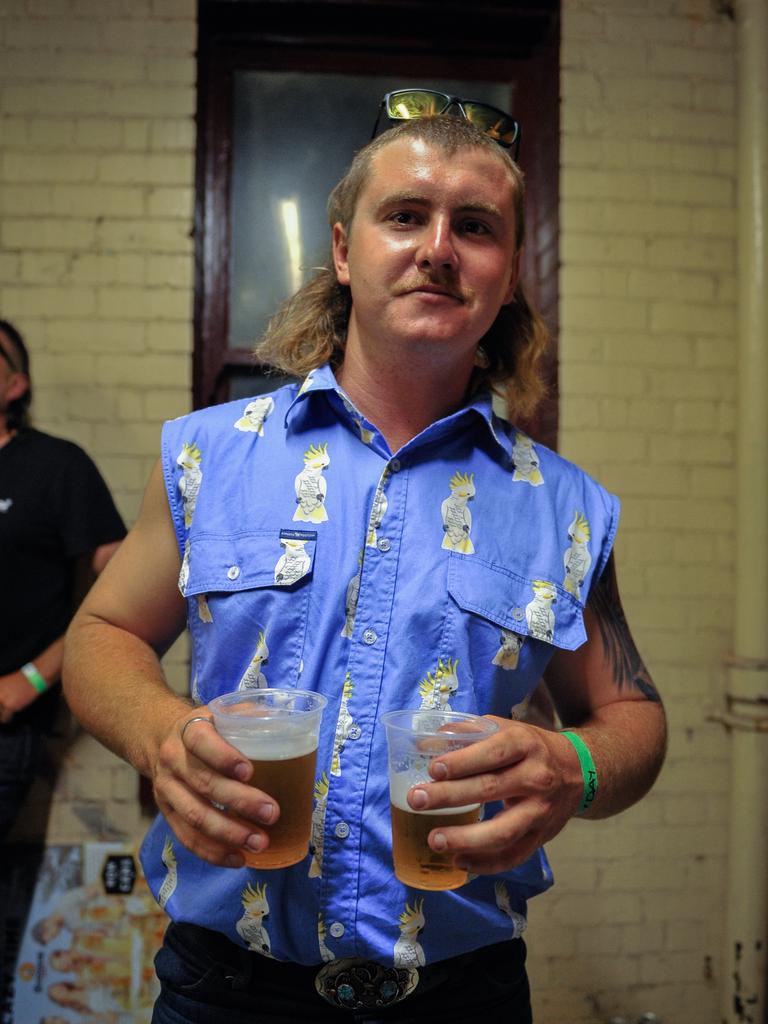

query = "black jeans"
[[0, 723, 43, 842], [152, 922, 533, 1024]]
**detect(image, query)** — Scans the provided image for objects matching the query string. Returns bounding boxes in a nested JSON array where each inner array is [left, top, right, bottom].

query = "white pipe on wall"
[[720, 0, 768, 1020]]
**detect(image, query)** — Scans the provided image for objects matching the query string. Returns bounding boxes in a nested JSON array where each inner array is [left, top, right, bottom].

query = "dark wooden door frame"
[[194, 0, 560, 446]]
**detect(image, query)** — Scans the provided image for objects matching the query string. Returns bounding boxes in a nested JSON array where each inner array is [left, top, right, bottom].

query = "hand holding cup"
[[382, 710, 499, 890], [210, 689, 327, 868]]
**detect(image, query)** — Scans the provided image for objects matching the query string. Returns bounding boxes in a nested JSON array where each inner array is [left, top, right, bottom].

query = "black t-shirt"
[[0, 428, 127, 728]]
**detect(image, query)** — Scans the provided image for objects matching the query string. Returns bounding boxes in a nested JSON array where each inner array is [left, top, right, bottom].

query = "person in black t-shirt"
[[0, 319, 126, 841]]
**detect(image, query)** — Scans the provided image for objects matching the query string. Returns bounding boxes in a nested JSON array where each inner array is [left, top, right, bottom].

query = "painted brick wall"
[[0, 0, 197, 844], [526, 2, 737, 1021]]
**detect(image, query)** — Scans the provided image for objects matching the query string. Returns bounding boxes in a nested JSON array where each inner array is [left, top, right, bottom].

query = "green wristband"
[[561, 731, 598, 815], [21, 662, 48, 695]]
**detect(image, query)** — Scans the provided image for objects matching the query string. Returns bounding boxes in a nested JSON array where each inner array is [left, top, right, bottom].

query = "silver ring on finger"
[[180, 715, 214, 742]]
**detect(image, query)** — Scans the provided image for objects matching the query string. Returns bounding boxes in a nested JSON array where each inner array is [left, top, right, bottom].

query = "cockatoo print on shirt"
[[511, 432, 544, 487], [563, 511, 591, 600], [157, 837, 177, 910], [274, 537, 311, 586], [394, 899, 425, 968], [366, 467, 390, 547], [340, 549, 363, 639], [509, 694, 532, 720], [233, 395, 274, 435], [235, 882, 272, 956], [178, 539, 190, 595], [177, 442, 202, 527], [342, 396, 375, 445], [331, 673, 357, 777], [525, 580, 557, 643], [441, 471, 476, 554], [179, 539, 213, 622], [298, 372, 316, 396], [309, 772, 330, 878], [317, 914, 335, 962], [418, 658, 460, 710], [294, 443, 330, 523], [237, 632, 269, 690], [492, 629, 525, 670], [495, 881, 527, 939]]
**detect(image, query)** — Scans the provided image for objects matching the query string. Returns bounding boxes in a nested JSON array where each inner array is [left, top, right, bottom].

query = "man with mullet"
[[64, 107, 666, 1023]]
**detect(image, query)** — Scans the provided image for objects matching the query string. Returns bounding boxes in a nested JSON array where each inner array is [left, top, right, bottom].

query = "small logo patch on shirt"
[[279, 529, 317, 543]]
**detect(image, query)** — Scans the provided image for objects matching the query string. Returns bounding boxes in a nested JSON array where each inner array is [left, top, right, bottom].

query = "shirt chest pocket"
[[182, 530, 316, 704], [442, 554, 586, 717]]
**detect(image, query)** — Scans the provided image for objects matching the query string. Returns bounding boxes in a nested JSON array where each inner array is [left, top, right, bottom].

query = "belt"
[[314, 957, 419, 1010], [167, 923, 522, 1015]]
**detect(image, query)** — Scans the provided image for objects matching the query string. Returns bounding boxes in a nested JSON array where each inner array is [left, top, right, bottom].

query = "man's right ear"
[[332, 223, 351, 286], [7, 372, 29, 403]]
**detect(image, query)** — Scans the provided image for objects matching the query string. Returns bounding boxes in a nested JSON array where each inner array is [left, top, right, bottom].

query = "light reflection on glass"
[[279, 198, 303, 296]]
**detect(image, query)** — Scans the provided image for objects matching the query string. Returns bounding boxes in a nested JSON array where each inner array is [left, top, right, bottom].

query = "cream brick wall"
[[0, 0, 196, 845], [526, 2, 737, 1022]]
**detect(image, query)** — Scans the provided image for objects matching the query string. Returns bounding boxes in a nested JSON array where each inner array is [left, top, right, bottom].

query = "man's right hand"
[[153, 711, 280, 867]]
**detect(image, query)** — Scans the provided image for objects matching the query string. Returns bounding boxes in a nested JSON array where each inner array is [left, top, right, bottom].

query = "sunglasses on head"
[[371, 89, 521, 162]]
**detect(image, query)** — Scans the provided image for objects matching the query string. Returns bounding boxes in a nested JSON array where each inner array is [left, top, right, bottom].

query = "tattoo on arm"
[[587, 553, 661, 702]]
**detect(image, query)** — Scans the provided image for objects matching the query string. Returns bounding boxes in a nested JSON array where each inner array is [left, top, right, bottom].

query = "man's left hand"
[[406, 717, 583, 875]]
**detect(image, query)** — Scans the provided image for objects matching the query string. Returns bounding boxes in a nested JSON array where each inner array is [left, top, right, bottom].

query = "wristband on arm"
[[20, 662, 48, 695], [560, 730, 598, 815]]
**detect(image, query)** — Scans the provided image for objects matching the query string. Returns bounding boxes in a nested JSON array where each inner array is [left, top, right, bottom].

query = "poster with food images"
[[0, 843, 167, 1024]]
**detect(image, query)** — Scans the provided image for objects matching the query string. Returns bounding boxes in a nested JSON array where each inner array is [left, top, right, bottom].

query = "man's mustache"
[[392, 277, 469, 303]]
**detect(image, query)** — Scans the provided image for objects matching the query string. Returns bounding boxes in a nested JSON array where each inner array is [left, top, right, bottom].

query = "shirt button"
[[390, 459, 401, 472], [329, 922, 345, 939], [512, 607, 524, 621], [334, 821, 350, 839], [362, 628, 378, 645], [377, 537, 391, 552], [348, 725, 362, 741], [227, 566, 240, 580]]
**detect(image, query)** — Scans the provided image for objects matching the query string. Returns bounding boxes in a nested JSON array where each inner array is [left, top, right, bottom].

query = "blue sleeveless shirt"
[[140, 364, 619, 967]]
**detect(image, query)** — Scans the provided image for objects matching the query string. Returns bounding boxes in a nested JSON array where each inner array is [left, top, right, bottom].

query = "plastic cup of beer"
[[381, 709, 499, 891], [209, 688, 327, 868]]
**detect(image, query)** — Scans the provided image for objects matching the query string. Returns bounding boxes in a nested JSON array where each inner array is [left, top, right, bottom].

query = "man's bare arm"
[[570, 549, 661, 705], [63, 461, 279, 867], [543, 551, 666, 819], [63, 460, 191, 774]]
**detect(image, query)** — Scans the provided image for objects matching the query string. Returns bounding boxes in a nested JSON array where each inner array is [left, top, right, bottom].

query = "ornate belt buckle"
[[315, 957, 419, 1010]]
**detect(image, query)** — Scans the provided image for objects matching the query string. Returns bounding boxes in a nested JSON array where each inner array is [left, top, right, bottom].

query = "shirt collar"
[[285, 364, 342, 418], [285, 363, 515, 462]]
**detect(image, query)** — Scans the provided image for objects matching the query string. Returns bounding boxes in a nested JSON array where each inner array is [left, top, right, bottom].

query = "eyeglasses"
[[371, 89, 521, 161]]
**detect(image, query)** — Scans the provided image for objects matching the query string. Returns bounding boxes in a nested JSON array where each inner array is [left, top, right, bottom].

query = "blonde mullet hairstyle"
[[255, 115, 550, 421]]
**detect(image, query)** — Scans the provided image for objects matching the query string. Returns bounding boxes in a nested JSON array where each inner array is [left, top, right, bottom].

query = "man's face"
[[332, 137, 521, 364], [0, 330, 27, 418]]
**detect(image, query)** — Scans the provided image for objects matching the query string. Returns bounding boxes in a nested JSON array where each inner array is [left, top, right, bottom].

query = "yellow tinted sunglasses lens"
[[386, 90, 445, 120], [462, 103, 518, 147]]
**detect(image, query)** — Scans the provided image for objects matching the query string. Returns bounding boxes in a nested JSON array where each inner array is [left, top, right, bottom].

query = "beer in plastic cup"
[[381, 709, 499, 891], [209, 688, 327, 868]]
